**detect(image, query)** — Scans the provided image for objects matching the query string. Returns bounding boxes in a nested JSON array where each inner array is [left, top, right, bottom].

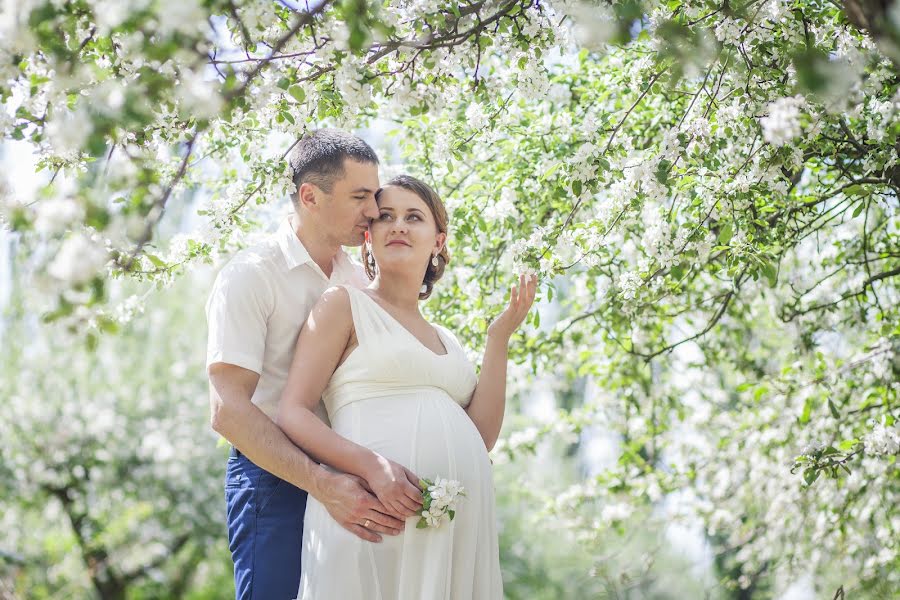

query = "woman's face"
[[368, 185, 445, 276]]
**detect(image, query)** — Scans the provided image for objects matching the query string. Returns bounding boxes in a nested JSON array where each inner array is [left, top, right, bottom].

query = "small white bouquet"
[[416, 477, 466, 529]]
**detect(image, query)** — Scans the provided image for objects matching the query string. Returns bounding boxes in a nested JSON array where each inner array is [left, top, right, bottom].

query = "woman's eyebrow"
[[378, 207, 425, 214]]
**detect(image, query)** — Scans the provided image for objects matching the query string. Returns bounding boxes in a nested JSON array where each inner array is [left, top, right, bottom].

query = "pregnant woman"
[[277, 175, 537, 599]]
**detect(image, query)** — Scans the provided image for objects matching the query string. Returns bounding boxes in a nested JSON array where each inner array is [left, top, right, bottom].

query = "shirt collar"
[[276, 216, 361, 280], [276, 217, 314, 271]]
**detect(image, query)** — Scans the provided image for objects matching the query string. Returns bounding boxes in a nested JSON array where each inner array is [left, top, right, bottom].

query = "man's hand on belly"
[[315, 471, 406, 543]]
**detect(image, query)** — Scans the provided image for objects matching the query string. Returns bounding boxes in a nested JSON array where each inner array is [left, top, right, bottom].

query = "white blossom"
[[484, 187, 519, 221], [48, 233, 109, 284], [760, 95, 806, 146], [863, 418, 900, 456], [465, 102, 490, 131], [45, 108, 93, 155], [34, 198, 85, 236], [176, 71, 223, 120], [618, 271, 643, 301]]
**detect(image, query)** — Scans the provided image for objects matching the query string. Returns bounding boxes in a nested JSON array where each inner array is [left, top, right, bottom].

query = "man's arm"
[[208, 362, 404, 542], [276, 287, 424, 520]]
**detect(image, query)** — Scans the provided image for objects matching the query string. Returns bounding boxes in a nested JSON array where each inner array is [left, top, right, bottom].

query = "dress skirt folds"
[[295, 285, 503, 600]]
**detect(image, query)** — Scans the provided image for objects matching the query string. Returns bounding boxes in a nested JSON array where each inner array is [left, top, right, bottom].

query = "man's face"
[[318, 159, 380, 247]]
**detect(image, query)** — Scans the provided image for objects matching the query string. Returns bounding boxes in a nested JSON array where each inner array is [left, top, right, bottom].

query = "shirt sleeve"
[[205, 260, 274, 374]]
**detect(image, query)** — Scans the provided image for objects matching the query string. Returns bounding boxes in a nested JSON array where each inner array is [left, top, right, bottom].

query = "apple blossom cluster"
[[416, 477, 466, 529], [863, 418, 900, 456], [759, 95, 807, 146], [2, 0, 899, 595]]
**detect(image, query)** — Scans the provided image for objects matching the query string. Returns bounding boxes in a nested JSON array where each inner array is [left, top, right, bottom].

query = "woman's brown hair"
[[362, 175, 450, 300]]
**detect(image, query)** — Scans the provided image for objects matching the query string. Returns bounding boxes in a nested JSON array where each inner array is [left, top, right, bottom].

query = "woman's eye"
[[408, 214, 421, 221], [378, 213, 391, 220]]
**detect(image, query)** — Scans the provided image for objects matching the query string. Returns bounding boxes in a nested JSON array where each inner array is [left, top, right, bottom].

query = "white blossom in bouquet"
[[760, 95, 806, 146], [416, 477, 466, 529]]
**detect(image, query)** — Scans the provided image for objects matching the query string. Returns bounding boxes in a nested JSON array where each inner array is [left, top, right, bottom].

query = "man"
[[206, 129, 404, 599]]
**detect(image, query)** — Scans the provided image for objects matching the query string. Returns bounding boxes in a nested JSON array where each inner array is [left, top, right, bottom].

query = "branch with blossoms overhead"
[[0, 0, 550, 325], [2, 1, 900, 594]]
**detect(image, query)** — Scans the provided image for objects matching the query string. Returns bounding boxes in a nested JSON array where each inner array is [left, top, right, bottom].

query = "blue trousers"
[[225, 447, 308, 600]]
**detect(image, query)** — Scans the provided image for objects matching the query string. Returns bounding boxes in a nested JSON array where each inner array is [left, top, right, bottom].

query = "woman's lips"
[[386, 240, 411, 247]]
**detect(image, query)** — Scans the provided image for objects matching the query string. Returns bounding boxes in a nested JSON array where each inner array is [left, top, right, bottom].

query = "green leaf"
[[761, 261, 778, 287], [145, 254, 166, 268], [288, 85, 305, 103], [799, 397, 812, 424], [803, 468, 819, 486], [540, 162, 562, 181], [828, 399, 840, 419], [85, 332, 98, 352], [572, 179, 582, 197], [655, 158, 671, 184], [838, 439, 858, 451], [718, 223, 733, 245]]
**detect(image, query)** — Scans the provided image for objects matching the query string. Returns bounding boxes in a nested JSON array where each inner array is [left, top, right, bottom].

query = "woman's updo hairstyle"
[[363, 175, 450, 300]]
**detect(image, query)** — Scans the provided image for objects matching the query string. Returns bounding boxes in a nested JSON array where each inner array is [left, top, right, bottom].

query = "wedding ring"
[[364, 519, 371, 529]]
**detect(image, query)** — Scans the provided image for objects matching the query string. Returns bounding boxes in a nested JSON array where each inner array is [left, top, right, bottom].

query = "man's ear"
[[297, 182, 320, 210]]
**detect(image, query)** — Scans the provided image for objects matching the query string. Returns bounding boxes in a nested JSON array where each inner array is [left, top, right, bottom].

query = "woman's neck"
[[369, 270, 425, 312]]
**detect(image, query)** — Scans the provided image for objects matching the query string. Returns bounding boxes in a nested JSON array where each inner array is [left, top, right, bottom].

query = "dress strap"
[[340, 285, 395, 347]]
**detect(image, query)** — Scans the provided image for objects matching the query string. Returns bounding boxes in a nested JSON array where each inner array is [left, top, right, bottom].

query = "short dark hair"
[[288, 129, 379, 202]]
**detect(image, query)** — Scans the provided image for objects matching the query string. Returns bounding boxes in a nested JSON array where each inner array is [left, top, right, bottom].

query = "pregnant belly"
[[329, 390, 490, 489]]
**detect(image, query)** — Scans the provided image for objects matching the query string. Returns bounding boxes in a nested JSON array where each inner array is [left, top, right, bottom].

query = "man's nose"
[[363, 196, 379, 220]]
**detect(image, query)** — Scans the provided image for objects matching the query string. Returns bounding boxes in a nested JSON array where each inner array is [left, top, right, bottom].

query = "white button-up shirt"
[[206, 216, 368, 421]]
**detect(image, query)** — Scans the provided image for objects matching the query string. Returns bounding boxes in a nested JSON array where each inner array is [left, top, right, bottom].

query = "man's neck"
[[291, 213, 341, 278]]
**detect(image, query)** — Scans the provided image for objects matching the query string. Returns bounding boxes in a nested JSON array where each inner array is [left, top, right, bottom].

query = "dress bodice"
[[321, 285, 478, 419]]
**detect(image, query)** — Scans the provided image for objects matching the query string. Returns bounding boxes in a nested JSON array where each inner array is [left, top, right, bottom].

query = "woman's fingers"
[[364, 509, 404, 535], [389, 494, 418, 517], [396, 497, 420, 516], [367, 508, 404, 531], [403, 467, 422, 488]]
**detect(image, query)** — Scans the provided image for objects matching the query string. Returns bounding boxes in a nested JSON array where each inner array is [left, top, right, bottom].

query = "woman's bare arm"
[[465, 274, 538, 451], [276, 286, 422, 517]]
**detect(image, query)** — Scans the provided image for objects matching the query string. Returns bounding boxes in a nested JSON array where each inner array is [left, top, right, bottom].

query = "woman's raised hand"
[[487, 273, 538, 341], [364, 453, 423, 519]]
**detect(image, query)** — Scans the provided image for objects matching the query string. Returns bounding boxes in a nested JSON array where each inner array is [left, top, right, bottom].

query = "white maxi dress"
[[295, 284, 503, 600]]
